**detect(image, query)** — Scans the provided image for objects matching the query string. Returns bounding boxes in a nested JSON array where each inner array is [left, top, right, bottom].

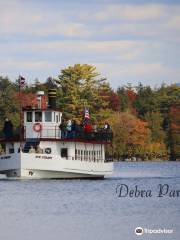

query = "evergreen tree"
[[135, 83, 158, 117], [0, 76, 19, 132], [144, 111, 165, 143], [55, 64, 112, 122]]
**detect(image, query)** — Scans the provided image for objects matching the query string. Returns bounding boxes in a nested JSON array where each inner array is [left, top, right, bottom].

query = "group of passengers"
[[59, 119, 111, 139]]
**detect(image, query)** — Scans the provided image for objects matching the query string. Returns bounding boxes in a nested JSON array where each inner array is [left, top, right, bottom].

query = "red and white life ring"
[[33, 123, 42, 132]]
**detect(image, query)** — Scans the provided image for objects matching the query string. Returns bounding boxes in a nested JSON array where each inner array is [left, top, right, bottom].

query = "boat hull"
[[0, 153, 113, 179]]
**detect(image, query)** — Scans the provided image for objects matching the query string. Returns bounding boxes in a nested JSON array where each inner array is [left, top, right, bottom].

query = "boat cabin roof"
[[23, 107, 62, 112]]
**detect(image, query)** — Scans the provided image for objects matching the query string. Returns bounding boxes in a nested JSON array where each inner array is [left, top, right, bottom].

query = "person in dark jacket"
[[59, 119, 67, 139], [3, 118, 13, 139], [71, 120, 77, 138]]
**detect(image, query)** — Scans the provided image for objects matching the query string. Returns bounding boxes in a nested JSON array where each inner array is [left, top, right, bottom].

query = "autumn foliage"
[[108, 112, 151, 159], [14, 93, 47, 109], [0, 66, 179, 160], [169, 105, 180, 160]]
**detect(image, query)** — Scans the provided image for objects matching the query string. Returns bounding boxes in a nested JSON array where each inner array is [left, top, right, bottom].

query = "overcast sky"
[[0, 0, 180, 89]]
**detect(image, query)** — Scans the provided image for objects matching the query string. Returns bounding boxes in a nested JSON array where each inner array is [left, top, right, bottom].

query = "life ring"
[[45, 148, 51, 154], [33, 123, 42, 132]]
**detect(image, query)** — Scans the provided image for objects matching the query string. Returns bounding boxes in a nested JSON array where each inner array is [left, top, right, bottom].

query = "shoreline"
[[114, 159, 180, 162]]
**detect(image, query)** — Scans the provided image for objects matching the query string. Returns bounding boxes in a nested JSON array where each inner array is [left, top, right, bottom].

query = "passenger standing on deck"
[[71, 120, 77, 138], [59, 119, 66, 139], [103, 122, 111, 141], [84, 119, 92, 133], [93, 122, 98, 133], [104, 122, 110, 131], [3, 118, 13, 139], [66, 119, 72, 138]]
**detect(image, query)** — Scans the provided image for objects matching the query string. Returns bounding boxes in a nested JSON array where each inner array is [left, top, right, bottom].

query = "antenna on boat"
[[18, 75, 26, 151]]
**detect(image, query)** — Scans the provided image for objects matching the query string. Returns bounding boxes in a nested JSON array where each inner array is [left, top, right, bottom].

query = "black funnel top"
[[48, 89, 57, 108]]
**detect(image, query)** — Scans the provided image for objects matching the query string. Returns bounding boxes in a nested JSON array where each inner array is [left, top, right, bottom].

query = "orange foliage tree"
[[108, 112, 151, 159], [169, 104, 180, 160], [14, 92, 47, 108]]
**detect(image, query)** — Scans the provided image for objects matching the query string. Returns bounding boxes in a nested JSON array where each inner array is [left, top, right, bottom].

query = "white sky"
[[0, 0, 180, 88]]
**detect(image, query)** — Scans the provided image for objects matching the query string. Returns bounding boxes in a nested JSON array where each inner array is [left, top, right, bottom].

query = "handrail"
[[39, 127, 113, 142], [1, 126, 113, 143]]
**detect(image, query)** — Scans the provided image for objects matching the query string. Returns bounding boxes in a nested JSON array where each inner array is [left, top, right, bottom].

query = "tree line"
[[0, 64, 179, 160]]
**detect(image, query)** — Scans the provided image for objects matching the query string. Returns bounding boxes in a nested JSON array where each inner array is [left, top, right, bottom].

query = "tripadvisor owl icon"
[[135, 227, 144, 236]]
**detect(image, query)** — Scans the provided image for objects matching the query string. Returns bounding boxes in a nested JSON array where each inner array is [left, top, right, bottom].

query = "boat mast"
[[18, 75, 25, 150]]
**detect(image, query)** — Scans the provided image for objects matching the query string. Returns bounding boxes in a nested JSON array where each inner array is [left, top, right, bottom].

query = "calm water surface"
[[0, 162, 180, 240]]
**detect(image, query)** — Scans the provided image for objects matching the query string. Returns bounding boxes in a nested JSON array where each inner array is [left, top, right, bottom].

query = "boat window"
[[56, 115, 58, 123], [85, 150, 87, 160], [61, 148, 68, 158], [35, 112, 42, 122], [45, 111, 52, 122], [80, 150, 83, 161], [9, 148, 14, 154], [27, 112, 32, 122], [75, 149, 77, 160]]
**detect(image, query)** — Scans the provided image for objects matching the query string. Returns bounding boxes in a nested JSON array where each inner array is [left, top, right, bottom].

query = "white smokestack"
[[36, 91, 45, 109]]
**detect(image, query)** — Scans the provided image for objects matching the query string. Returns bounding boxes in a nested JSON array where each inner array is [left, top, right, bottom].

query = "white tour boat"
[[0, 90, 113, 179]]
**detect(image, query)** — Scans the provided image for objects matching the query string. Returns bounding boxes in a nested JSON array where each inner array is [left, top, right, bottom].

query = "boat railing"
[[38, 126, 113, 143], [0, 126, 113, 143], [40, 126, 59, 139]]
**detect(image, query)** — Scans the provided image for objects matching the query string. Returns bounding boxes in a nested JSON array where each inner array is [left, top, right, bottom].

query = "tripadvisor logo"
[[135, 227, 173, 236], [135, 227, 143, 236]]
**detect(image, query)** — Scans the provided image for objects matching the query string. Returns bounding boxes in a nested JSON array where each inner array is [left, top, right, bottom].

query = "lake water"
[[0, 162, 180, 240]]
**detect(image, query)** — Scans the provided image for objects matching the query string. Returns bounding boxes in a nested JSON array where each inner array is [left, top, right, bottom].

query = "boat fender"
[[33, 123, 42, 132], [45, 148, 51, 154]]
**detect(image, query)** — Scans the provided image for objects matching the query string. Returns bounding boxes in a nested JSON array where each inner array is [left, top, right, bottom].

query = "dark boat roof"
[[22, 107, 62, 112]]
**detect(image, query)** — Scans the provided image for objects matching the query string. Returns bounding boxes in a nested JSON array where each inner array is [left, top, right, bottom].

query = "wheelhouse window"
[[45, 111, 52, 122], [27, 112, 32, 122], [35, 112, 42, 122], [56, 115, 58, 123]]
